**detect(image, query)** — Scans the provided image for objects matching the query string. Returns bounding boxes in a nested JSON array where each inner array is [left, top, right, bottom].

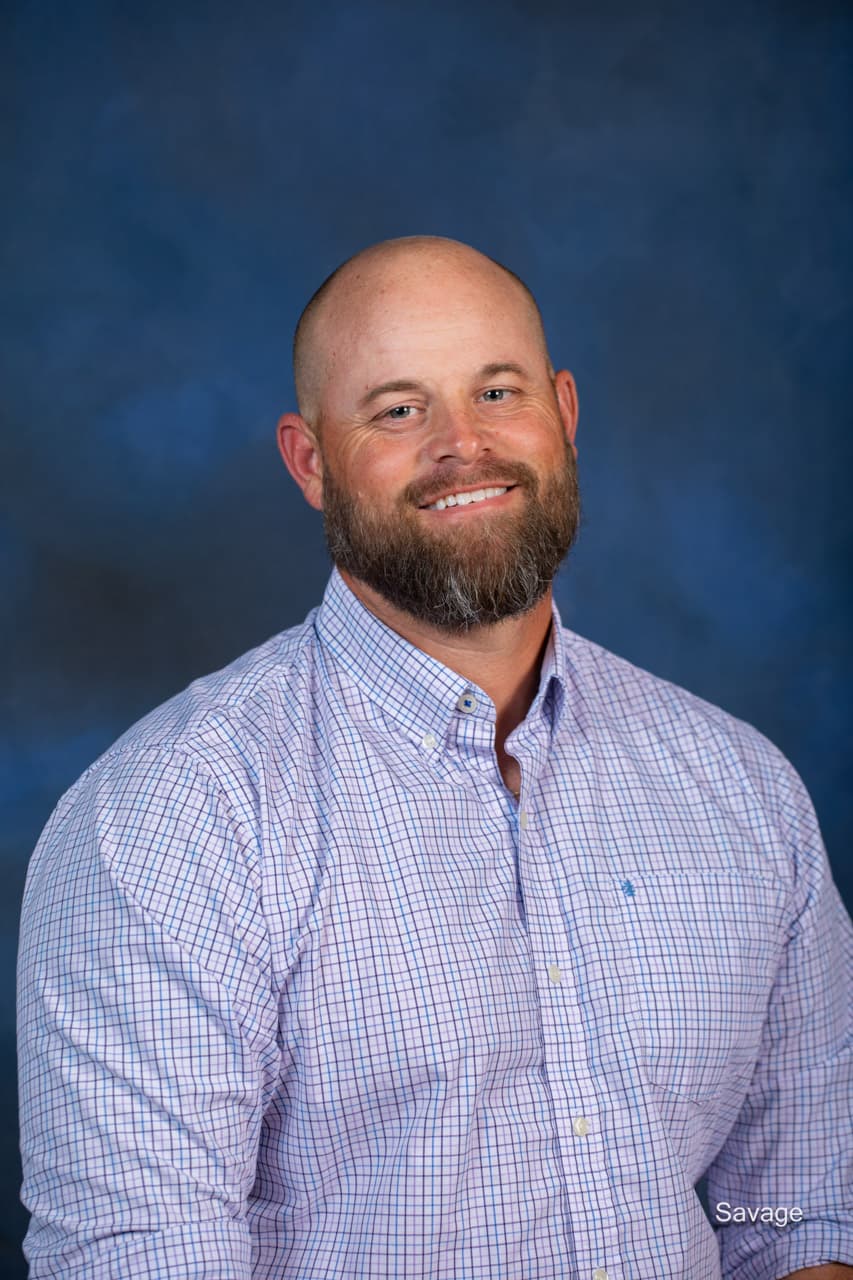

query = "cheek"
[[535, 421, 574, 466], [348, 443, 419, 503], [494, 407, 565, 450]]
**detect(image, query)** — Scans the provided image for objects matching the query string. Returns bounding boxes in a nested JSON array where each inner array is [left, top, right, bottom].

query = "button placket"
[[508, 753, 623, 1275], [517, 854, 618, 1229]]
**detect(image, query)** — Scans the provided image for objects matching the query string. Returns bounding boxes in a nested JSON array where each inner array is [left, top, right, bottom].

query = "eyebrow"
[[358, 379, 424, 408], [357, 362, 531, 409], [478, 361, 529, 380]]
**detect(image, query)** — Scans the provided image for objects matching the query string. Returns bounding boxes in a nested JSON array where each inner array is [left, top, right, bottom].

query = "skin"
[[785, 1270, 852, 1279], [279, 238, 578, 795]]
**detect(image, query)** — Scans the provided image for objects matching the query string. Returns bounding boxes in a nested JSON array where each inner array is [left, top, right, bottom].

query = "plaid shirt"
[[18, 568, 853, 1278]]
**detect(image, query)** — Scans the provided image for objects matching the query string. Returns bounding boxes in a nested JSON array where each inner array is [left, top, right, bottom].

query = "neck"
[[339, 570, 554, 753]]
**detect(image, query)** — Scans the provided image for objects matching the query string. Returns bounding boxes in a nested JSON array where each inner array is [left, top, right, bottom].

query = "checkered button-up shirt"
[[18, 568, 853, 1278]]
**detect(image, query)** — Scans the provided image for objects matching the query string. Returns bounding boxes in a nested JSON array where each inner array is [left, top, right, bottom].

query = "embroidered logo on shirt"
[[620, 879, 636, 897]]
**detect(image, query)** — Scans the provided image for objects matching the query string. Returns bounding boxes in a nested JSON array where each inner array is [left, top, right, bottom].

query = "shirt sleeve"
[[705, 756, 853, 1280], [17, 746, 279, 1279]]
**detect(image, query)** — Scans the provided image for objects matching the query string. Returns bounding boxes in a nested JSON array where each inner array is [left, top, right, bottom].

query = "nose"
[[424, 401, 491, 465]]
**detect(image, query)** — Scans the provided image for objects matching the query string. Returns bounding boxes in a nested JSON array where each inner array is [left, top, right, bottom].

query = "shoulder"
[[561, 626, 778, 752], [109, 608, 320, 762], [558, 625, 810, 834], [82, 609, 319, 784], [25, 613, 326, 968], [35, 611, 323, 872]]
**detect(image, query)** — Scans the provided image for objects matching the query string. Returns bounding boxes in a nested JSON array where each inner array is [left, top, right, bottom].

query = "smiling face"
[[279, 238, 581, 632]]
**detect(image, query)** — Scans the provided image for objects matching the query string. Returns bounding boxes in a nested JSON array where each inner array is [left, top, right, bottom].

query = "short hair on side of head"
[[291, 238, 553, 428], [483, 255, 553, 375], [292, 258, 352, 430]]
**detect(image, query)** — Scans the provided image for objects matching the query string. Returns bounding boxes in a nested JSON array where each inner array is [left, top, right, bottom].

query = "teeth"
[[428, 486, 508, 511]]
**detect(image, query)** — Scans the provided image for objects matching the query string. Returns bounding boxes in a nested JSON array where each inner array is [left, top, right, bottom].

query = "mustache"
[[403, 460, 538, 508]]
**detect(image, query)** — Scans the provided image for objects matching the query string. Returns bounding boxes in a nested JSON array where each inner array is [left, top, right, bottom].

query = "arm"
[[783, 1269, 853, 1279], [17, 747, 279, 1279], [705, 759, 853, 1280]]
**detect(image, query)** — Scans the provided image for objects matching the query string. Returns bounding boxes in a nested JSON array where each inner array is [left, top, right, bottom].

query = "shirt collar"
[[314, 567, 570, 747]]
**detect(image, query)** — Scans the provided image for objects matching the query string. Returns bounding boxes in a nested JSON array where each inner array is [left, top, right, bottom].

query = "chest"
[[265, 741, 788, 1126]]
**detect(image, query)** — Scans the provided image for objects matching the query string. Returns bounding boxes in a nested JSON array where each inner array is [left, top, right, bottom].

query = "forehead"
[[317, 255, 546, 404]]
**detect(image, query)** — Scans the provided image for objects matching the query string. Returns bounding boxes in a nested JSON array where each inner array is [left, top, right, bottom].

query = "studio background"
[[3, 1, 851, 1269]]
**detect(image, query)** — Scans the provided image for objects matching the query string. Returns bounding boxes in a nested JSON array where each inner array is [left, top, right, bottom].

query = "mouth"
[[419, 485, 517, 512]]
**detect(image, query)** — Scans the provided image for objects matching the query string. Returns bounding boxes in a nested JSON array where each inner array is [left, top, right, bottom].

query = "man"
[[18, 237, 852, 1278]]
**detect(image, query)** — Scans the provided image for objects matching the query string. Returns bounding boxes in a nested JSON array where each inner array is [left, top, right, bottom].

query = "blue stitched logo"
[[620, 879, 636, 897]]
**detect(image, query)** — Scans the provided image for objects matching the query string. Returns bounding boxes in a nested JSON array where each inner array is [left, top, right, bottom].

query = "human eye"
[[480, 387, 513, 403], [382, 404, 419, 422]]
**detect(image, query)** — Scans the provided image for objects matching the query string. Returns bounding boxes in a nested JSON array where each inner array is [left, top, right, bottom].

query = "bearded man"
[[18, 237, 852, 1279]]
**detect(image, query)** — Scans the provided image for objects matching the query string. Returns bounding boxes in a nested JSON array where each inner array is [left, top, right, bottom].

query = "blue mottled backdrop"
[[3, 0, 851, 1267]]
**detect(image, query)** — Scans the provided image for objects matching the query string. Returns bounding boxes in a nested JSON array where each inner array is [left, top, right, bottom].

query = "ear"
[[277, 412, 325, 511], [553, 369, 579, 459]]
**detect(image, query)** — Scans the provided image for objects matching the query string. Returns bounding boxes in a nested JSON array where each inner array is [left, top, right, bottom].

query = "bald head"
[[292, 236, 552, 428]]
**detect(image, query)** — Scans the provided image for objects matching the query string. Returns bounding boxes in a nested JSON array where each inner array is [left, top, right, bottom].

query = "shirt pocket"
[[619, 870, 789, 1105]]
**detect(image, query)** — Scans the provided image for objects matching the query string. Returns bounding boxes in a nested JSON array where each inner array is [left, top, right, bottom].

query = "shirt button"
[[519, 809, 529, 829], [421, 733, 437, 749], [572, 1116, 590, 1137], [456, 691, 478, 713], [547, 964, 562, 984], [592, 1270, 609, 1280]]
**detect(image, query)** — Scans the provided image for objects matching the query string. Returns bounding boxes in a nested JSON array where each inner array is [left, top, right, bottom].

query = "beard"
[[321, 439, 581, 633]]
